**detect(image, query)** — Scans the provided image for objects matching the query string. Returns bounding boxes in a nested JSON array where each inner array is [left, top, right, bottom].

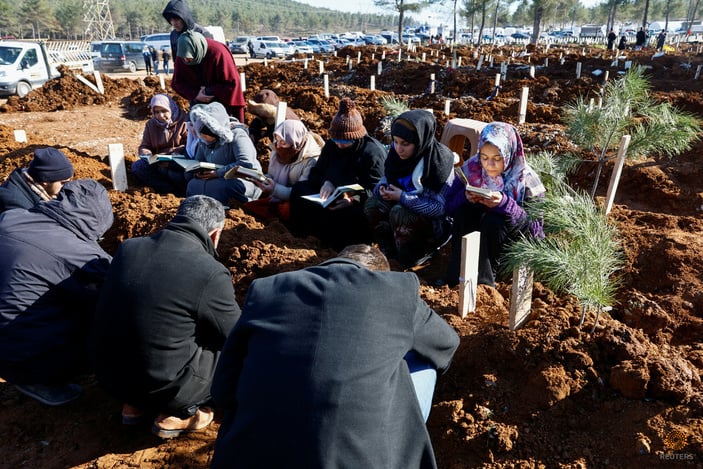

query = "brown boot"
[[121, 403, 145, 425], [151, 407, 214, 439]]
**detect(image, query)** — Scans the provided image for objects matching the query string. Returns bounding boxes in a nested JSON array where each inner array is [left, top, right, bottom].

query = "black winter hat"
[[27, 147, 74, 182], [329, 98, 366, 140], [391, 117, 419, 144]]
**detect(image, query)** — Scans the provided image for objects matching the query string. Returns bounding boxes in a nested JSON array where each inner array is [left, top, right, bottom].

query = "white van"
[[141, 33, 171, 52], [0, 41, 60, 97]]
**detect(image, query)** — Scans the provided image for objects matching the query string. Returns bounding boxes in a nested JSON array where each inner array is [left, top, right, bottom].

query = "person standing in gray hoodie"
[[162, 0, 213, 60]]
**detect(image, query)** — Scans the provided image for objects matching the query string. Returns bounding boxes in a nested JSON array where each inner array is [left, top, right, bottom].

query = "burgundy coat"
[[172, 38, 246, 122]]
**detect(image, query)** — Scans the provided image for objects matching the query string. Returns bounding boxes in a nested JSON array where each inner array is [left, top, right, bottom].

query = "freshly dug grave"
[[0, 42, 702, 469]]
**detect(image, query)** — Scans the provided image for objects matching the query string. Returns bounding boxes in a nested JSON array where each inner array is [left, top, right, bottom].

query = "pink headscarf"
[[150, 94, 181, 126]]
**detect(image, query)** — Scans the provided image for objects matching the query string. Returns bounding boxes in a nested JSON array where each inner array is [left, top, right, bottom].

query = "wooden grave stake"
[[459, 231, 480, 318], [509, 264, 534, 331], [604, 134, 631, 214], [239, 72, 246, 92], [318, 60, 324, 75], [107, 143, 128, 192], [518, 87, 529, 124], [275, 102, 287, 128], [323, 73, 329, 98], [93, 71, 104, 94], [13, 129, 27, 143], [377, 61, 382, 75], [444, 99, 451, 115], [159, 74, 165, 90], [429, 73, 436, 94], [370, 75, 375, 91]]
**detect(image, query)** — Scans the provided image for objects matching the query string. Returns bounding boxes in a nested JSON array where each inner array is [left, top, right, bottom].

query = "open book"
[[140, 153, 181, 165], [301, 183, 365, 208], [173, 159, 222, 173], [223, 165, 268, 184], [465, 184, 493, 199]]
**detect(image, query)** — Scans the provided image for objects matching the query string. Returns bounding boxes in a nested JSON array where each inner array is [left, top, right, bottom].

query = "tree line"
[[0, 0, 698, 42]]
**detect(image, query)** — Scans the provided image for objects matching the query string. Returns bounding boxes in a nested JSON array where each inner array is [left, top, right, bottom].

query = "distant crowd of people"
[[0, 0, 551, 467]]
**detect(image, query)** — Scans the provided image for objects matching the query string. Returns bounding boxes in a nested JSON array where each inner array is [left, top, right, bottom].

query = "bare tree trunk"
[[641, 0, 650, 30], [492, 0, 499, 42], [532, 4, 543, 45], [397, 0, 405, 46]]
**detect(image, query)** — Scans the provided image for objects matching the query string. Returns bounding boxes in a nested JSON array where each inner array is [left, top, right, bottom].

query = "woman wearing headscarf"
[[186, 102, 262, 205], [243, 120, 323, 220], [365, 109, 456, 268], [132, 94, 189, 195], [172, 30, 246, 122], [290, 97, 386, 251], [442, 122, 546, 287]]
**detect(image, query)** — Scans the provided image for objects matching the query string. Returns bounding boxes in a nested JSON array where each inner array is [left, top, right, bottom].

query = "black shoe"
[[15, 383, 82, 406]]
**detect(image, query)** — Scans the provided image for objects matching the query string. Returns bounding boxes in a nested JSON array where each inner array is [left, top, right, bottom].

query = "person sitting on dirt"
[[162, 0, 213, 60], [186, 101, 262, 205], [364, 109, 456, 268], [243, 119, 323, 220], [172, 30, 246, 122], [131, 94, 190, 196], [0, 147, 74, 214], [246, 88, 301, 146], [209, 244, 459, 469], [91, 195, 241, 439], [441, 122, 546, 288], [289, 97, 386, 251], [0, 179, 113, 406], [618, 35, 628, 50]]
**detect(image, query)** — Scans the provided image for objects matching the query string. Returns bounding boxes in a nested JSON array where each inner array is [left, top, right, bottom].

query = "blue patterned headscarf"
[[461, 122, 543, 204]]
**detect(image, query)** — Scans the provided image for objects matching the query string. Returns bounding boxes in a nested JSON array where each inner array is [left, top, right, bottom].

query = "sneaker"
[[122, 403, 146, 425], [15, 383, 82, 406], [151, 407, 214, 439]]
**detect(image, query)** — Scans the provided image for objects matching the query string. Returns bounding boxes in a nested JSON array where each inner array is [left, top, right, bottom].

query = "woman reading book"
[[364, 109, 456, 269], [186, 101, 262, 204], [441, 121, 546, 288], [242, 120, 323, 220], [131, 94, 189, 195], [289, 98, 386, 251]]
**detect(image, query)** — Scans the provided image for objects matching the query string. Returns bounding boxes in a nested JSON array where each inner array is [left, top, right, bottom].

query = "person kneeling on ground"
[[186, 101, 262, 205], [246, 88, 302, 146], [210, 244, 460, 469], [442, 121, 546, 288], [0, 179, 113, 406], [289, 97, 386, 250], [0, 147, 74, 214], [364, 109, 456, 268], [131, 94, 189, 196], [91, 195, 241, 438], [243, 119, 323, 220]]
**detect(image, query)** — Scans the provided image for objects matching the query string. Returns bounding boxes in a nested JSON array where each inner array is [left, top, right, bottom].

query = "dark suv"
[[94, 41, 147, 73]]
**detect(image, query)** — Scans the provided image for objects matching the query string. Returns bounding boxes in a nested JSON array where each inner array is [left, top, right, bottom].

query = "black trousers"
[[446, 203, 519, 287]]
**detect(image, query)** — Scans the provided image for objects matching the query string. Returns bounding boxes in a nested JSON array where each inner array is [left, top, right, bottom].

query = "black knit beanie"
[[27, 147, 74, 182], [329, 98, 366, 140], [391, 118, 419, 144]]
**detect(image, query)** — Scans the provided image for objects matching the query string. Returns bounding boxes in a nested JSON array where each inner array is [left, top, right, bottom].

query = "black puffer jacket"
[[0, 168, 41, 214]]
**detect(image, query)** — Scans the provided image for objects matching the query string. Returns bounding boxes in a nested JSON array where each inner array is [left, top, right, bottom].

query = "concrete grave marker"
[[107, 143, 128, 192]]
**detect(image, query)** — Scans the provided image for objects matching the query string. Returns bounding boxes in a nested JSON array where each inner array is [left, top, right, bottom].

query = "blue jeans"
[[405, 351, 437, 422]]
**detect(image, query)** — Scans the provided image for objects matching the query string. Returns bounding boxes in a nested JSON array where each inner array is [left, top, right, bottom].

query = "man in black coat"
[[0, 147, 74, 214], [0, 179, 113, 406], [92, 195, 241, 438], [210, 244, 460, 469]]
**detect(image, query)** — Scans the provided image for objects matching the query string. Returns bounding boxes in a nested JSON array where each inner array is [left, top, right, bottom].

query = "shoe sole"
[[151, 423, 210, 439]]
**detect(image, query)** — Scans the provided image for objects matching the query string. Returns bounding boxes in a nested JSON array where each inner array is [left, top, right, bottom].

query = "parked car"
[[140, 33, 171, 54], [229, 36, 254, 54], [307, 39, 334, 53], [290, 40, 313, 55], [510, 32, 531, 41], [363, 34, 387, 45], [252, 40, 291, 59], [94, 40, 147, 73], [401, 34, 421, 44]]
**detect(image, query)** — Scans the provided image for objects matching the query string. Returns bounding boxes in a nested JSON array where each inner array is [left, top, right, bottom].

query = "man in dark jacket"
[[0, 179, 113, 406], [290, 97, 386, 250], [92, 195, 241, 439], [0, 147, 74, 214], [210, 244, 460, 469], [162, 0, 213, 59]]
